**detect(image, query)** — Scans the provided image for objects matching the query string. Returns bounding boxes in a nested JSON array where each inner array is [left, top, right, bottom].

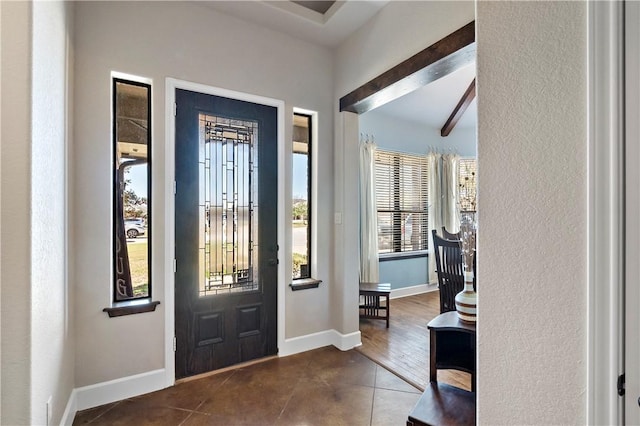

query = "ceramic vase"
[[455, 270, 477, 323]]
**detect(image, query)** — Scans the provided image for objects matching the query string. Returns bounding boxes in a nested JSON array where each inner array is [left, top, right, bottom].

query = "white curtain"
[[359, 136, 379, 283], [442, 153, 460, 234], [427, 152, 442, 284]]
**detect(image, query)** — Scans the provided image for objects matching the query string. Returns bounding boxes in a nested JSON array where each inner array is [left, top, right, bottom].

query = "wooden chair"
[[441, 227, 460, 240], [431, 229, 465, 313], [437, 228, 477, 292]]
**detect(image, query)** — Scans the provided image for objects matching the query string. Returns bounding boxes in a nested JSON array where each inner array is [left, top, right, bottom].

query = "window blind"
[[374, 150, 429, 254]]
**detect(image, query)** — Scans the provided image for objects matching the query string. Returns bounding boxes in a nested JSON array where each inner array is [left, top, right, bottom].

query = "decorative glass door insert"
[[198, 114, 259, 296]]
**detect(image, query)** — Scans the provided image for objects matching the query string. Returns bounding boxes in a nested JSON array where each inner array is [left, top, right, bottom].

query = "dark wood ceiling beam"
[[440, 78, 476, 137], [339, 21, 475, 114]]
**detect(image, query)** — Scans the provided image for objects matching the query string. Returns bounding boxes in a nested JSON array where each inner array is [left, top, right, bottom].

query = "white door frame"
[[626, 1, 640, 423], [163, 78, 286, 385], [588, 1, 625, 424]]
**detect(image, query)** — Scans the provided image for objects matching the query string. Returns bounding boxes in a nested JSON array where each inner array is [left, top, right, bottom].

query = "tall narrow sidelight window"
[[292, 113, 312, 279], [113, 78, 151, 302]]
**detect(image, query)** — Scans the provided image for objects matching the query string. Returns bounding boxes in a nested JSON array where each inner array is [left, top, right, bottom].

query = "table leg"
[[385, 294, 390, 328], [430, 329, 437, 384]]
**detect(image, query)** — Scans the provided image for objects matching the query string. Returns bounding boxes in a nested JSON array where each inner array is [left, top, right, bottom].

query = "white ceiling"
[[202, 0, 476, 131], [371, 62, 477, 130], [200, 0, 390, 48]]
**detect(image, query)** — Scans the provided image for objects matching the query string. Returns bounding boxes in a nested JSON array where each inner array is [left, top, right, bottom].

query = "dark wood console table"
[[407, 311, 476, 426], [428, 311, 476, 391]]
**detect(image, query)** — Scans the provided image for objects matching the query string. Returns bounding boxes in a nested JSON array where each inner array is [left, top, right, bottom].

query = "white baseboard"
[[60, 389, 78, 426], [390, 283, 437, 299], [61, 329, 362, 422], [331, 329, 362, 351], [74, 369, 167, 412], [278, 329, 362, 357]]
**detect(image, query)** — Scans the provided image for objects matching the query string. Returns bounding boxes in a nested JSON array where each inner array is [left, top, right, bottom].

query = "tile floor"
[[73, 346, 422, 425]]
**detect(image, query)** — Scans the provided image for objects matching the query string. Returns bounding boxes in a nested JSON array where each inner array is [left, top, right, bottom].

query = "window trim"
[[106, 72, 159, 315], [379, 250, 429, 261]]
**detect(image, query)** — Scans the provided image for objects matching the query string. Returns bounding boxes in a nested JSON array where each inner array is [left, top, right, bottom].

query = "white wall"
[[476, 2, 587, 423], [1, 1, 75, 424], [31, 2, 75, 424], [1, 2, 33, 424], [360, 110, 476, 157], [74, 1, 335, 387], [332, 0, 475, 335]]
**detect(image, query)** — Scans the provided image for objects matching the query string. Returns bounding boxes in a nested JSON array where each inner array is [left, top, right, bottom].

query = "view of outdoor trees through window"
[[113, 79, 150, 301], [292, 113, 311, 279]]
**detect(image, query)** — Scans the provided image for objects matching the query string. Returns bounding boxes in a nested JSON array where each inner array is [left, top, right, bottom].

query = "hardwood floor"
[[357, 291, 472, 392]]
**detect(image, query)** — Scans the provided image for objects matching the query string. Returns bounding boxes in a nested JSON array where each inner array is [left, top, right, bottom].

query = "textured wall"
[[74, 1, 335, 387], [1, 2, 32, 424], [31, 2, 75, 424], [476, 2, 587, 423]]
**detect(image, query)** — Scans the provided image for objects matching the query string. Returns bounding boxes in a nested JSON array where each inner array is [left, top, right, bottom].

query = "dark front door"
[[174, 89, 278, 379]]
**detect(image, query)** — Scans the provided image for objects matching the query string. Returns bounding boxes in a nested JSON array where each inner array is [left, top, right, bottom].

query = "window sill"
[[379, 251, 429, 261], [103, 299, 160, 318], [289, 278, 322, 291]]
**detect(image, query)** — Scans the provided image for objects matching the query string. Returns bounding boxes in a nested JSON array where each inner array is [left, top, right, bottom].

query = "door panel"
[[175, 89, 278, 379]]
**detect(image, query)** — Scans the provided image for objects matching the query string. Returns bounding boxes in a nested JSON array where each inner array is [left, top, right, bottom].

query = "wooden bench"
[[359, 282, 391, 328]]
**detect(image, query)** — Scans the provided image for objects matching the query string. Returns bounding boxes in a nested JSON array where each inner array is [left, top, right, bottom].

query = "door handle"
[[268, 258, 278, 266]]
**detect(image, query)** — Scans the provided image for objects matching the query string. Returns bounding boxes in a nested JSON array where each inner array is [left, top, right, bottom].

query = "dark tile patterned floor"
[[73, 346, 421, 425]]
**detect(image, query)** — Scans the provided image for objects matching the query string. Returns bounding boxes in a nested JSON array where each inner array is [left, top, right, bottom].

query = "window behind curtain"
[[375, 150, 429, 255], [458, 157, 477, 223]]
